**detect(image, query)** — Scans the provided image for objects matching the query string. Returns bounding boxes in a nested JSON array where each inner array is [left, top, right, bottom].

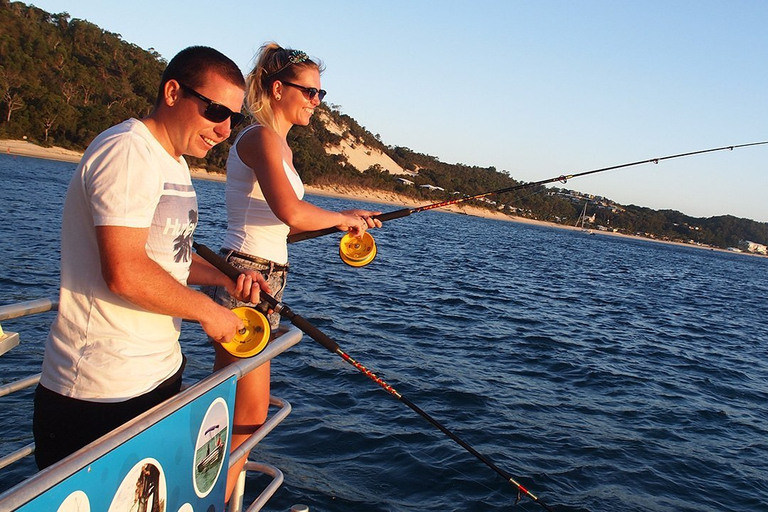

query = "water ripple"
[[2, 159, 767, 511]]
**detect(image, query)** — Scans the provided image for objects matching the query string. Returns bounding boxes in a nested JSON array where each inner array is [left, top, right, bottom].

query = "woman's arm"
[[237, 128, 380, 235]]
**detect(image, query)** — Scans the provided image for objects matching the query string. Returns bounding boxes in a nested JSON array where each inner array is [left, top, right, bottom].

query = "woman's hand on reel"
[[337, 209, 382, 237]]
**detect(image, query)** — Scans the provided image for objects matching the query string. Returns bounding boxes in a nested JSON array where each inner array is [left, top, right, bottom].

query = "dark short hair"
[[155, 46, 245, 106]]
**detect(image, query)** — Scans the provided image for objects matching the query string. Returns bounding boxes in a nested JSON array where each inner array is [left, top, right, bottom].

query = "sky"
[[28, 0, 768, 222]]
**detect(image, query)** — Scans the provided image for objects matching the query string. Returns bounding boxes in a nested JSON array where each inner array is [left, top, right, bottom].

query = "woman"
[[208, 42, 381, 500]]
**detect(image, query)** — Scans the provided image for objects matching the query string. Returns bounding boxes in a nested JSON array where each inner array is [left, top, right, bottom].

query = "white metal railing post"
[[228, 467, 247, 512]]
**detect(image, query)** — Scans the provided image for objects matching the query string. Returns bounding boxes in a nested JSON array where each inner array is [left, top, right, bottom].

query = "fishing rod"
[[288, 141, 768, 245], [193, 241, 556, 511]]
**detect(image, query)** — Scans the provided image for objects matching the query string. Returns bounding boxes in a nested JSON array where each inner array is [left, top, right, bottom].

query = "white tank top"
[[222, 125, 305, 264]]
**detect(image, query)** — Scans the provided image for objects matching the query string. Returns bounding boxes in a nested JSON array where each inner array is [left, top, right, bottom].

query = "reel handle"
[[225, 307, 270, 358], [287, 207, 413, 243]]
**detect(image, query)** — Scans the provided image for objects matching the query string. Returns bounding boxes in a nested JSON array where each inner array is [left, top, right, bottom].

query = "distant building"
[[396, 178, 414, 186], [419, 184, 445, 192], [744, 240, 768, 255]]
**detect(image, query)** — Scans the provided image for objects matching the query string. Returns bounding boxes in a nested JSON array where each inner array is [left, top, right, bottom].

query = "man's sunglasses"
[[281, 81, 327, 102], [179, 83, 246, 129]]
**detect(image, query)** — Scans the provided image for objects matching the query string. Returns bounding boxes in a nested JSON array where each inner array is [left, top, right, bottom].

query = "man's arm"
[[95, 225, 242, 344]]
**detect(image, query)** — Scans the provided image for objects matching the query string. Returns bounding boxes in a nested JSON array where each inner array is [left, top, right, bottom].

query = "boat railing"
[[0, 298, 304, 512], [0, 299, 54, 473]]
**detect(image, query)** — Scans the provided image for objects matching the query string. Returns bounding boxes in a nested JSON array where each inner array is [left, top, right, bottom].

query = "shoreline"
[[184, 170, 766, 258], [0, 139, 83, 163], [2, 139, 763, 259]]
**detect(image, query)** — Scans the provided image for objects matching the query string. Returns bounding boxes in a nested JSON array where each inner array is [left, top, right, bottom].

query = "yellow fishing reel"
[[339, 231, 377, 267], [220, 307, 271, 358]]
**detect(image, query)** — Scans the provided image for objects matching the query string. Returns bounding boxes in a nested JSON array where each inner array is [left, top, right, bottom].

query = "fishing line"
[[288, 141, 768, 245], [193, 241, 556, 511]]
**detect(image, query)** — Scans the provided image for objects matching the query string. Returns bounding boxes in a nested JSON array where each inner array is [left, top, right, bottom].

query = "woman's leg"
[[214, 344, 271, 502], [204, 256, 287, 502]]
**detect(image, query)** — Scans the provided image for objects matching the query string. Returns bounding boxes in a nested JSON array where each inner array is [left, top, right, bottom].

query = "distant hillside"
[[1, 1, 766, 251], [0, 1, 164, 148]]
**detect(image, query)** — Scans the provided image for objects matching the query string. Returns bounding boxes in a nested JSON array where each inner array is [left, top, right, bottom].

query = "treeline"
[[1, 1, 766, 248], [605, 207, 768, 249], [0, 1, 232, 172], [0, 1, 163, 148]]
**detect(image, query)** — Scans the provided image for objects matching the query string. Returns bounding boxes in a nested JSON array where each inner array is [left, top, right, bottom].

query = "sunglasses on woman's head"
[[179, 83, 246, 129], [281, 81, 327, 102]]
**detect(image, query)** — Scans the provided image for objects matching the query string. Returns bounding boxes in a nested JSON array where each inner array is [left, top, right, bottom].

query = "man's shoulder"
[[82, 119, 160, 162], [93, 118, 150, 145]]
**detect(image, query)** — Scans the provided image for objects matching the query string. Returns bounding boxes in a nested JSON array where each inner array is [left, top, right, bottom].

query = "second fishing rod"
[[193, 241, 556, 511], [288, 141, 768, 255]]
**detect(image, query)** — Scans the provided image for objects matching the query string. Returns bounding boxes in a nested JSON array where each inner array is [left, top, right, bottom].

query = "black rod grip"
[[279, 308, 340, 353], [287, 208, 414, 244], [287, 225, 341, 243], [374, 208, 413, 223], [194, 242, 239, 281]]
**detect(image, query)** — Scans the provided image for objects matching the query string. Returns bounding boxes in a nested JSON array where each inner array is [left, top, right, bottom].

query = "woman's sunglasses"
[[179, 83, 246, 129], [281, 81, 327, 102]]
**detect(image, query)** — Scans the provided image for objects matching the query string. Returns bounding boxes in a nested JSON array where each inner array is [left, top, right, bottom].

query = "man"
[[33, 46, 264, 469]]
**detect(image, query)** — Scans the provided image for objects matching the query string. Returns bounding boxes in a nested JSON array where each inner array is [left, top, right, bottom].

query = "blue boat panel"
[[17, 378, 236, 512]]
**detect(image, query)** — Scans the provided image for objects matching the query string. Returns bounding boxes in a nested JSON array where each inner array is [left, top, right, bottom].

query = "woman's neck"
[[273, 113, 292, 140]]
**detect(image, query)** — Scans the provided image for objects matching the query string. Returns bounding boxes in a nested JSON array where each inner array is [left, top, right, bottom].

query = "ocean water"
[[1, 153, 767, 511]]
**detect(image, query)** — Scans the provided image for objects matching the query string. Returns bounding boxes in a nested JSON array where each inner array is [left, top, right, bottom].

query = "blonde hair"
[[245, 42, 324, 132]]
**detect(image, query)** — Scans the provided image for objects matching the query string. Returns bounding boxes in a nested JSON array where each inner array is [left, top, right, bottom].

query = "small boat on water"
[[0, 298, 306, 512], [576, 200, 594, 234]]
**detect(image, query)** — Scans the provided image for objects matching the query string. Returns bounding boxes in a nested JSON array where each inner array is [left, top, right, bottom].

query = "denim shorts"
[[201, 249, 288, 331]]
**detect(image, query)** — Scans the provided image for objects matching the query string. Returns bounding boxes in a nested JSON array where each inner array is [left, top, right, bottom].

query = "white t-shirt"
[[221, 124, 305, 264], [41, 118, 194, 402]]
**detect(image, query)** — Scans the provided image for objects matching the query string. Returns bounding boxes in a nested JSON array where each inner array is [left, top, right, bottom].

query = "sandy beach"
[[188, 167, 568, 227], [0, 139, 83, 163], [2, 138, 760, 257]]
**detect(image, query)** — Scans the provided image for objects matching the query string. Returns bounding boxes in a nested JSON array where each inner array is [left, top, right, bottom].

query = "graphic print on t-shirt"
[[173, 209, 198, 262], [149, 183, 198, 279]]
